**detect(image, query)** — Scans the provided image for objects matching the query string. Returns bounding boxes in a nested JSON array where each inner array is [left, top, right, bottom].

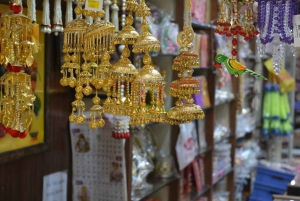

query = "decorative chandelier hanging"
[[213, 0, 267, 80], [61, 0, 91, 125], [131, 0, 166, 125], [167, 0, 205, 124], [0, 0, 40, 138], [61, 0, 205, 130], [61, 0, 116, 129], [105, 0, 138, 139], [103, 0, 139, 117], [256, 0, 300, 74], [215, 0, 258, 59]]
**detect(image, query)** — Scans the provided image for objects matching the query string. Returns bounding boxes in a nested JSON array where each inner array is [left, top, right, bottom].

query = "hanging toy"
[[214, 54, 267, 80], [52, 0, 64, 35]]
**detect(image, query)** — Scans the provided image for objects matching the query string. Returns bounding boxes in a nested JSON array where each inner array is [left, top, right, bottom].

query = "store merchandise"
[[214, 54, 267, 80], [41, 0, 51, 33], [256, 0, 300, 74], [176, 122, 196, 170], [0, 0, 41, 138], [52, 0, 63, 35], [250, 161, 296, 201], [132, 132, 154, 192], [236, 109, 256, 139], [214, 124, 230, 142], [112, 115, 130, 139], [168, 0, 205, 124], [287, 167, 300, 196], [192, 157, 205, 192], [155, 155, 177, 178], [192, 33, 209, 68], [295, 51, 300, 128], [160, 15, 180, 56], [215, 0, 258, 58], [65, 0, 73, 24], [235, 141, 260, 200], [213, 142, 232, 184], [262, 83, 293, 136], [191, 0, 206, 23], [103, 0, 139, 132], [131, 0, 166, 124], [193, 76, 211, 109], [197, 119, 207, 151], [212, 191, 230, 201]]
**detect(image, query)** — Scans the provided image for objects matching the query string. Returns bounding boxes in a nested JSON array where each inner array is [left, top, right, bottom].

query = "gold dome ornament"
[[61, 0, 91, 125], [131, 0, 166, 125], [83, 10, 115, 129], [167, 0, 205, 123], [103, 0, 139, 116], [61, 0, 116, 129], [0, 0, 40, 138]]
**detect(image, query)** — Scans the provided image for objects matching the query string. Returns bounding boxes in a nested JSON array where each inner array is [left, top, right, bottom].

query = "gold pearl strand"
[[131, 0, 165, 125], [167, 0, 204, 125]]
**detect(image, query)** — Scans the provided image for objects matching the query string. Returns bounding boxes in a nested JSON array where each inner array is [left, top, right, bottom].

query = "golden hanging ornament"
[[103, 0, 139, 116], [131, 0, 166, 125], [0, 0, 40, 138], [61, 0, 116, 129], [61, 0, 91, 125], [167, 0, 204, 124], [83, 10, 115, 129]]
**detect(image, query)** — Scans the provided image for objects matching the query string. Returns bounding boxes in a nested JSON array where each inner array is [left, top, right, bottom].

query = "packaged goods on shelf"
[[249, 161, 296, 201], [192, 33, 209, 68]]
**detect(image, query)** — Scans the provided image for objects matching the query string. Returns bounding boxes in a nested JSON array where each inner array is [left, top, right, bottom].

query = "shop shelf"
[[132, 175, 179, 201], [213, 168, 234, 186], [191, 20, 216, 29], [214, 133, 234, 145], [188, 186, 211, 201]]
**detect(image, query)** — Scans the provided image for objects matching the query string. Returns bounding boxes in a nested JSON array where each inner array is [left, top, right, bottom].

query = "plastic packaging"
[[160, 15, 180, 55]]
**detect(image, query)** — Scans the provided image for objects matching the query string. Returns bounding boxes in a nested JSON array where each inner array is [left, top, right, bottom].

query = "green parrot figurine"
[[214, 54, 267, 80]]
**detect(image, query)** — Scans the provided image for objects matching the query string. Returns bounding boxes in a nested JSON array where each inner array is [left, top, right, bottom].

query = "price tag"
[[85, 0, 103, 11], [293, 14, 300, 47]]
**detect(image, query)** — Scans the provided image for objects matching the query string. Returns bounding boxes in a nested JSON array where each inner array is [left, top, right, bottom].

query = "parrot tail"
[[245, 69, 268, 80]]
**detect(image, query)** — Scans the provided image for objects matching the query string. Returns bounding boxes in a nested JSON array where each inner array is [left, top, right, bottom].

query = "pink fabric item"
[[191, 0, 206, 23]]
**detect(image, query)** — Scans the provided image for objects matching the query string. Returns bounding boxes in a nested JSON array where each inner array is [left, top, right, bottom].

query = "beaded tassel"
[[52, 0, 64, 35], [41, 0, 51, 33]]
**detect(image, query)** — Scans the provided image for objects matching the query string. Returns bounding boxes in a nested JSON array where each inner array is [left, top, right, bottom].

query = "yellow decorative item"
[[103, 0, 139, 116], [61, 0, 91, 125], [167, 0, 205, 124], [61, 0, 116, 129], [0, 0, 40, 138], [60, 0, 205, 131], [131, 0, 166, 125]]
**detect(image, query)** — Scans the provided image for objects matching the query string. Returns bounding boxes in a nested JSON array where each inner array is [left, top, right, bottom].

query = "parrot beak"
[[214, 62, 222, 68]]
